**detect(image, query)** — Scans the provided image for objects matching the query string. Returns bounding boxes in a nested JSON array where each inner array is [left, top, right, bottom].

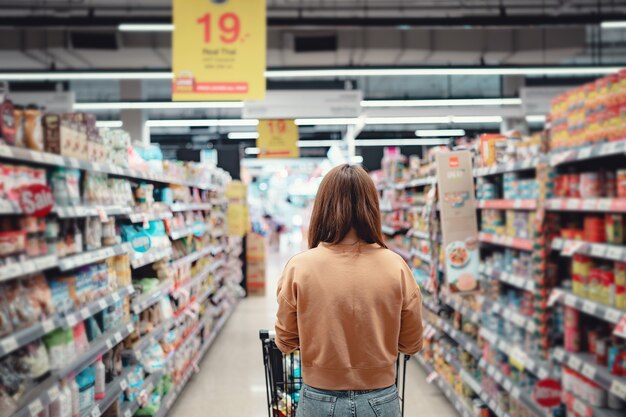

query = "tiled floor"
[[170, 244, 457, 417]]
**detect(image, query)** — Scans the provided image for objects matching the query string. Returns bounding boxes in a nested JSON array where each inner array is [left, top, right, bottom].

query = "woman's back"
[[275, 241, 423, 391]]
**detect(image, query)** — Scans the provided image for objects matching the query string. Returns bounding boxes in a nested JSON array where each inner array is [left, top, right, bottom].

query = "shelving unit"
[[0, 138, 243, 417]]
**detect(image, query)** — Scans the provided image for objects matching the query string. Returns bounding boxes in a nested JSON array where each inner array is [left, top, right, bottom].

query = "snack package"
[[42, 113, 61, 154], [23, 107, 44, 152], [21, 341, 50, 381], [4, 281, 37, 330], [23, 274, 55, 318], [85, 217, 102, 251], [13, 106, 24, 148], [0, 98, 16, 146], [51, 168, 81, 207]]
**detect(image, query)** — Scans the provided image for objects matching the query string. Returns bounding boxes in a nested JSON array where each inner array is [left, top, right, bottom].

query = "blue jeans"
[[296, 384, 401, 417]]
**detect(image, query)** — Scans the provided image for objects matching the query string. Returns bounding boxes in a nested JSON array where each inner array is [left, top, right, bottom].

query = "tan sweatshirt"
[[275, 242, 423, 390]]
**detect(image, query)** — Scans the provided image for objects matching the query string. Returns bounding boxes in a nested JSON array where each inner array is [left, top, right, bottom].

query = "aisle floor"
[[171, 243, 458, 417]]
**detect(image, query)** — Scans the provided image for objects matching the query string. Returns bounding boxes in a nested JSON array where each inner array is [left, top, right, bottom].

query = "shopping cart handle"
[[259, 329, 276, 340]]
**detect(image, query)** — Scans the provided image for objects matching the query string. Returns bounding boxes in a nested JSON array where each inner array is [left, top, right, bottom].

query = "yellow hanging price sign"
[[227, 204, 248, 237], [256, 119, 300, 159], [172, 0, 266, 101]]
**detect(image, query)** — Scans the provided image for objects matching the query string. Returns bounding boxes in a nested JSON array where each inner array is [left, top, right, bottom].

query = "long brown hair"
[[308, 164, 387, 249]]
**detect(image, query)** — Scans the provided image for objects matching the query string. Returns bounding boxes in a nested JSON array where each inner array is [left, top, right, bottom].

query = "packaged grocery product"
[[94, 358, 105, 401], [24, 107, 44, 151], [43, 113, 62, 154], [615, 262, 626, 310], [13, 106, 24, 147], [0, 98, 16, 145], [4, 281, 37, 330], [606, 214, 624, 245], [70, 378, 80, 417], [51, 168, 81, 207], [85, 217, 102, 251], [76, 367, 95, 411], [21, 341, 50, 380]]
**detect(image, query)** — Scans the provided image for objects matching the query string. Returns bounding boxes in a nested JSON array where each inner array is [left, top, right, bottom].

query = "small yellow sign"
[[172, 0, 266, 101], [225, 180, 247, 200], [257, 119, 300, 159], [227, 203, 248, 237]]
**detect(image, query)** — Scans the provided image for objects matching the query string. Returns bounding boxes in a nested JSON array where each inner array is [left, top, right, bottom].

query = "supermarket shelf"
[[58, 243, 130, 271], [551, 238, 626, 261], [478, 358, 549, 417], [0, 200, 21, 214], [434, 317, 483, 359], [382, 224, 409, 236], [0, 254, 58, 282], [422, 297, 441, 314], [170, 245, 214, 268], [81, 367, 134, 417], [549, 139, 626, 167], [54, 205, 132, 218], [553, 288, 625, 325], [128, 211, 173, 223], [120, 370, 165, 417], [411, 248, 431, 264], [476, 199, 537, 210], [131, 246, 172, 269], [553, 348, 626, 401], [459, 368, 513, 417], [390, 245, 411, 262], [0, 144, 216, 190], [414, 355, 475, 417], [479, 264, 536, 292], [131, 278, 174, 314], [12, 321, 135, 417], [562, 391, 625, 417], [479, 232, 533, 251], [169, 224, 206, 240], [128, 317, 174, 359], [440, 294, 481, 325], [170, 202, 213, 212], [474, 157, 541, 177], [398, 176, 436, 189], [546, 198, 626, 213], [0, 285, 134, 358], [485, 301, 538, 333], [409, 229, 430, 240], [479, 328, 551, 380]]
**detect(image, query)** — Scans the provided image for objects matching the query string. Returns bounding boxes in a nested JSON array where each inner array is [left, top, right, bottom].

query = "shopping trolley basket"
[[259, 330, 410, 417]]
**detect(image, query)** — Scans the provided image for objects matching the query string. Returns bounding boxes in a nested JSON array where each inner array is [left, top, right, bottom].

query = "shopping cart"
[[260, 330, 410, 417]]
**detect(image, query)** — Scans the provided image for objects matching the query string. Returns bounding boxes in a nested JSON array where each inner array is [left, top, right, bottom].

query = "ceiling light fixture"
[[362, 98, 521, 107], [228, 132, 259, 140], [244, 147, 261, 155], [600, 21, 626, 29], [526, 115, 547, 123], [145, 119, 259, 127], [118, 23, 174, 32], [75, 101, 243, 110], [294, 118, 359, 126], [95, 120, 123, 128], [355, 138, 451, 146], [0, 66, 622, 82], [416, 129, 466, 137]]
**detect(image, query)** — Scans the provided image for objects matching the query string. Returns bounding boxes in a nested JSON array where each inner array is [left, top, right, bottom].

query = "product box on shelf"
[[246, 232, 266, 262]]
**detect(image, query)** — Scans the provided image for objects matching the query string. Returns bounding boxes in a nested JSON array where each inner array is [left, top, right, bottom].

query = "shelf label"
[[613, 316, 626, 339], [0, 145, 13, 157], [66, 314, 78, 327], [554, 348, 565, 362], [112, 292, 121, 302], [566, 199, 580, 210], [579, 147, 592, 159], [98, 299, 108, 309], [581, 363, 596, 380], [120, 379, 128, 390], [562, 240, 586, 256], [91, 405, 101, 417], [0, 337, 18, 353], [42, 319, 55, 334], [591, 244, 607, 257], [605, 309, 622, 324], [607, 246, 623, 260], [80, 307, 91, 319], [511, 387, 521, 399], [124, 409, 132, 417], [503, 379, 512, 391], [610, 379, 626, 400], [106, 339, 113, 350], [28, 399, 44, 417], [567, 355, 582, 370], [581, 300, 596, 315], [114, 332, 123, 343]]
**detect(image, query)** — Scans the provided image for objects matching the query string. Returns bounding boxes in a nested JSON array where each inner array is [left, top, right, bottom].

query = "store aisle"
[[171, 244, 457, 417]]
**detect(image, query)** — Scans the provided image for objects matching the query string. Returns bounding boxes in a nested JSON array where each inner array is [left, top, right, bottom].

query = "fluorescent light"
[[362, 98, 521, 108], [1, 66, 622, 82], [416, 129, 466, 137], [355, 139, 450, 146], [75, 101, 243, 110], [601, 21, 626, 29], [95, 120, 123, 128], [265, 66, 623, 78], [228, 132, 259, 140], [118, 23, 174, 32], [295, 118, 359, 126], [244, 147, 261, 155], [0, 72, 173, 81], [450, 116, 502, 123], [526, 115, 547, 123], [351, 156, 364, 164], [145, 119, 259, 127], [297, 140, 343, 147]]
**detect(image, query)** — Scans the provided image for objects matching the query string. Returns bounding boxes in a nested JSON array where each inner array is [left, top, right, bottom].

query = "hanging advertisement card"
[[172, 0, 266, 101], [257, 119, 299, 158]]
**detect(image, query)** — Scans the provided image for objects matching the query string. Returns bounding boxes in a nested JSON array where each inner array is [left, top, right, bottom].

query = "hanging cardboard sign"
[[257, 119, 299, 159], [435, 151, 479, 293], [172, 0, 266, 101]]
